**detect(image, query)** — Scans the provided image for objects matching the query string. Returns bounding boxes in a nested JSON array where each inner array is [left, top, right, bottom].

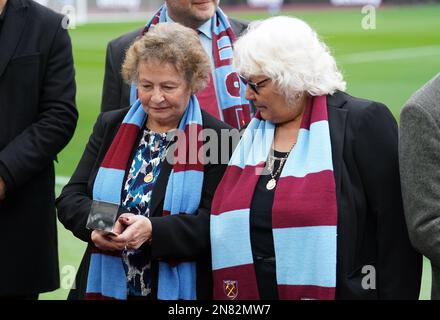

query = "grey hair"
[[233, 16, 346, 103]]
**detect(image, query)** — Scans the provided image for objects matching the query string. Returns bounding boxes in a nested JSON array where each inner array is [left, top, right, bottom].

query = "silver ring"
[[124, 244, 128, 251]]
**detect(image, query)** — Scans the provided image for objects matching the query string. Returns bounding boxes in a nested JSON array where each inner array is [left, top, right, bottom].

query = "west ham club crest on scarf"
[[223, 280, 238, 300]]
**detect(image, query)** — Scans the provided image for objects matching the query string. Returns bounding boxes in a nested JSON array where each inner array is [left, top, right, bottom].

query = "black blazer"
[[56, 108, 233, 299], [100, 18, 248, 112], [328, 91, 422, 299], [0, 0, 77, 295]]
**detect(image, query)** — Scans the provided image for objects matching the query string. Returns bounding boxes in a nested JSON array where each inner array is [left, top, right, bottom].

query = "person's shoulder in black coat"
[[327, 90, 422, 299], [329, 90, 393, 116]]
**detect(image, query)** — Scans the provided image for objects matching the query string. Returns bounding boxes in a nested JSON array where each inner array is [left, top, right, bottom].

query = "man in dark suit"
[[101, 0, 250, 129], [0, 0, 77, 299]]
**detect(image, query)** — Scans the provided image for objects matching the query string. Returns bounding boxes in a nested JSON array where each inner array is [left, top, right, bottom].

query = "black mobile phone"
[[101, 230, 118, 237]]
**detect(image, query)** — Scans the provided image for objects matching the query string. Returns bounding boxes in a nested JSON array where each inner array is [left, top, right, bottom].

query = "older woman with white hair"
[[210, 16, 422, 300]]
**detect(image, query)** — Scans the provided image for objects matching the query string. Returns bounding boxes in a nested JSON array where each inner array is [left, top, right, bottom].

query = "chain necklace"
[[265, 143, 295, 191]]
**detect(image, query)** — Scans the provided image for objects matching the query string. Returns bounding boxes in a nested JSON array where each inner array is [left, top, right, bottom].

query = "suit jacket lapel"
[[327, 91, 348, 198], [0, 0, 28, 78]]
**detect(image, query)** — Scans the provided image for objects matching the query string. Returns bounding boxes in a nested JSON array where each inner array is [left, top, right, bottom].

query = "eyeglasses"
[[238, 74, 271, 94]]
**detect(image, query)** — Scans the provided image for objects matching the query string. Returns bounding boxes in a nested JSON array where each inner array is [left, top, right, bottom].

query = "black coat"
[[56, 108, 233, 299], [328, 91, 422, 299], [0, 0, 77, 295], [100, 18, 248, 112]]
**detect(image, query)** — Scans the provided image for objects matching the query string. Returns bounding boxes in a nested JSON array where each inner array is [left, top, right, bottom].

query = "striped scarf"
[[210, 95, 337, 300], [86, 96, 204, 300], [129, 5, 251, 129]]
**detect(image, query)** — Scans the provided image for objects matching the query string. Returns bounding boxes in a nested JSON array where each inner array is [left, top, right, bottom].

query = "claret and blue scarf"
[[210, 95, 338, 300], [85, 96, 204, 300], [129, 5, 251, 129]]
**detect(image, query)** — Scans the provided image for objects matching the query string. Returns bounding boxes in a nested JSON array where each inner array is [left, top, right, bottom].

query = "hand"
[[0, 176, 6, 201], [91, 229, 125, 251], [111, 213, 152, 251]]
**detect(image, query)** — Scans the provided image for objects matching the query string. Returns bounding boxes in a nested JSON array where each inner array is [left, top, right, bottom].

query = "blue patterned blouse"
[[120, 128, 170, 297]]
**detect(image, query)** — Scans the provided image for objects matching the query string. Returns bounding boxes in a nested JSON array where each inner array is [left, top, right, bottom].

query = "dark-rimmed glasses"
[[238, 74, 271, 94]]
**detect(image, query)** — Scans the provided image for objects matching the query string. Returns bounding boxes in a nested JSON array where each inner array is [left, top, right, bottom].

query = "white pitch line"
[[339, 45, 440, 64]]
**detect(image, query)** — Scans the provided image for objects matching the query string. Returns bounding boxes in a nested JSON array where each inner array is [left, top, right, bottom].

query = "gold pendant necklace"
[[143, 129, 174, 185], [144, 171, 153, 183], [266, 178, 277, 190]]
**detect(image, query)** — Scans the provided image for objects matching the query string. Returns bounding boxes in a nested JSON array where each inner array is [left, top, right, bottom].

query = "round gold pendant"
[[144, 172, 153, 183], [266, 179, 276, 190]]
